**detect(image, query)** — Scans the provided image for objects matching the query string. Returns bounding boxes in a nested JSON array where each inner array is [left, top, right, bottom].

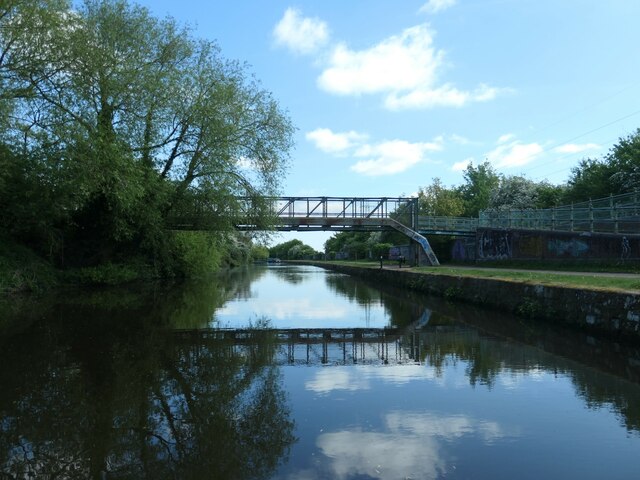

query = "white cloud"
[[419, 0, 457, 14], [318, 25, 441, 96], [351, 138, 443, 176], [450, 134, 471, 145], [497, 133, 516, 144], [305, 128, 368, 154], [486, 137, 544, 168], [316, 24, 502, 110], [306, 128, 443, 176], [451, 158, 472, 171], [553, 143, 600, 154], [273, 8, 329, 55], [386, 83, 500, 110]]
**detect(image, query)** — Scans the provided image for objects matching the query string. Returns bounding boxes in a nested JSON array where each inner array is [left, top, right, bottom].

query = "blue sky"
[[136, 0, 640, 249]]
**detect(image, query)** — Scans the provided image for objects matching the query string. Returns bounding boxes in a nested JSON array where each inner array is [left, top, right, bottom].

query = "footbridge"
[[173, 196, 442, 265], [246, 197, 439, 264], [169, 191, 640, 266]]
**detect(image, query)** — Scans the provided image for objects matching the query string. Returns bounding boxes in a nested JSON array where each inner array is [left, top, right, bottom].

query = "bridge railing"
[[417, 216, 479, 233], [478, 191, 640, 234], [237, 196, 418, 229], [268, 197, 414, 218]]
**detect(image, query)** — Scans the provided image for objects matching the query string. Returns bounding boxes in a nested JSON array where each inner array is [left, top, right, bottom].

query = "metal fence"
[[417, 216, 478, 234], [478, 191, 640, 234]]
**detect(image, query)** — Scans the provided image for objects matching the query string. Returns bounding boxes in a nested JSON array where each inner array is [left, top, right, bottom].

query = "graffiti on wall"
[[622, 236, 631, 260], [547, 238, 589, 258], [478, 231, 511, 260], [518, 235, 544, 258], [451, 239, 467, 260], [479, 228, 638, 261]]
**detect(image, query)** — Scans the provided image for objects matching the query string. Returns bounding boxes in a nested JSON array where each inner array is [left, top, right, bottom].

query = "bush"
[[171, 231, 225, 277], [64, 262, 142, 286], [0, 238, 59, 293]]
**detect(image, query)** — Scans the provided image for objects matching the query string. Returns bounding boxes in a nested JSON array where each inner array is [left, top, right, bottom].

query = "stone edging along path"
[[304, 262, 640, 341]]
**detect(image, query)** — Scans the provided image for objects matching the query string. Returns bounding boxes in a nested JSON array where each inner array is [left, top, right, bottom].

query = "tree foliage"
[[487, 176, 565, 211], [564, 129, 640, 203], [458, 161, 500, 217], [418, 177, 464, 217], [0, 0, 294, 274], [268, 239, 318, 259]]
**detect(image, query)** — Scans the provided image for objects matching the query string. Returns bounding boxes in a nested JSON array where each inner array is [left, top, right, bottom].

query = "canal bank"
[[306, 262, 640, 340]]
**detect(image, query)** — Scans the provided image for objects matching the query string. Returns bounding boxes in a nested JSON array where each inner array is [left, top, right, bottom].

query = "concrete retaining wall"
[[476, 228, 640, 262], [313, 263, 640, 340]]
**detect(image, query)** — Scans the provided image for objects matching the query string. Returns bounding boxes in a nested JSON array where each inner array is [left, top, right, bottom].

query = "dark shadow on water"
[[0, 277, 294, 479]]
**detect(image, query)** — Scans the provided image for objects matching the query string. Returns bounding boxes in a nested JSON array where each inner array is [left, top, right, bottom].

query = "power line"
[[525, 81, 640, 137], [516, 109, 640, 179]]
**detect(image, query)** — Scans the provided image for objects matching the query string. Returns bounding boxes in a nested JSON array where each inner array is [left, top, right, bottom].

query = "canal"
[[1, 264, 639, 479]]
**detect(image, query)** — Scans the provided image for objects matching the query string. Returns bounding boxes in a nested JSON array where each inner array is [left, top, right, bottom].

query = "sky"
[[136, 0, 640, 249]]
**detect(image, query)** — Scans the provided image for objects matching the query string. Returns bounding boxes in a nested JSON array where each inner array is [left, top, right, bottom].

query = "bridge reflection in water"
[[173, 324, 431, 367]]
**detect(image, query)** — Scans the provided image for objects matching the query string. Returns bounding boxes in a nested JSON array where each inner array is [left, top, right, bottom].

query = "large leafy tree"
[[607, 128, 640, 194], [458, 161, 500, 217], [1, 0, 294, 266], [564, 129, 640, 203], [488, 176, 565, 211], [418, 177, 465, 217], [563, 158, 616, 203]]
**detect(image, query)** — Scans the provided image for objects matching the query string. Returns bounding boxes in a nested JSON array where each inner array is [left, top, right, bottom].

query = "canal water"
[[1, 264, 640, 479]]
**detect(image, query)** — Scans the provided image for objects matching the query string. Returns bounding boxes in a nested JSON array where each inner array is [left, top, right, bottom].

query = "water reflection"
[[0, 300, 294, 479], [1, 266, 640, 479], [316, 411, 512, 480]]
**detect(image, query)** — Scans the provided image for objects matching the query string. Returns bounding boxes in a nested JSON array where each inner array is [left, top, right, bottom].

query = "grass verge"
[[308, 260, 640, 292]]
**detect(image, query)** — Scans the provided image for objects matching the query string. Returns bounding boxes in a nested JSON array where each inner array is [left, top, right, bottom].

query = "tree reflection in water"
[[0, 300, 295, 479], [2, 266, 640, 479]]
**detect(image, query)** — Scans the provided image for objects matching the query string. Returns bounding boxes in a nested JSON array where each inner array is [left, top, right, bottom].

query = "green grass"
[[414, 266, 640, 292], [308, 260, 640, 292], [450, 259, 640, 274]]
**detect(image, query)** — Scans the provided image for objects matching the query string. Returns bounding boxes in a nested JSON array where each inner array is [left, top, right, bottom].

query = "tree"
[[418, 177, 465, 216], [564, 158, 615, 203], [268, 239, 318, 259], [607, 128, 640, 194], [488, 175, 537, 211], [458, 161, 499, 217], [563, 129, 640, 203], [534, 182, 565, 208], [0, 0, 294, 271], [324, 231, 370, 259]]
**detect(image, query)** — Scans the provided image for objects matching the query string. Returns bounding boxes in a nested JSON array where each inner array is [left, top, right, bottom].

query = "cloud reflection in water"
[[305, 365, 442, 394], [317, 411, 513, 480]]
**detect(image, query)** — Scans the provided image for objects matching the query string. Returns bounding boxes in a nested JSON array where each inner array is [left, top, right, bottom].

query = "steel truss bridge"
[[172, 196, 441, 265]]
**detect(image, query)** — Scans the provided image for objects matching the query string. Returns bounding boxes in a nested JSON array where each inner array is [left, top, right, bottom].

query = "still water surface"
[[1, 264, 640, 479]]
